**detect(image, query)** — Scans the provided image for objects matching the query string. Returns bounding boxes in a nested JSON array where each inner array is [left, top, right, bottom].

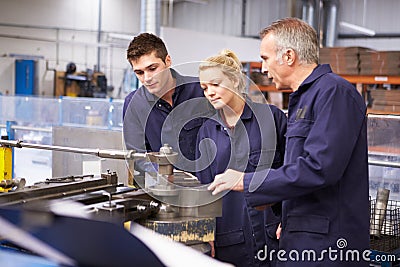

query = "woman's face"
[[199, 67, 239, 110]]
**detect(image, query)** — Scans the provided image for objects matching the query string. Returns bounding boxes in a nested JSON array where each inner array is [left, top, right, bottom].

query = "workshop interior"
[[1, 0, 400, 266]]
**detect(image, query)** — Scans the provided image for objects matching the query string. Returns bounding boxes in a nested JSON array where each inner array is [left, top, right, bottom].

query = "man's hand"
[[209, 241, 215, 258], [208, 169, 245, 195], [254, 205, 270, 211], [276, 223, 282, 240]]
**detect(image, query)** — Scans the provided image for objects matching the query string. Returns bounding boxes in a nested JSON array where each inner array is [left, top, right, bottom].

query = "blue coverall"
[[243, 64, 370, 266], [196, 100, 287, 267], [123, 69, 213, 172]]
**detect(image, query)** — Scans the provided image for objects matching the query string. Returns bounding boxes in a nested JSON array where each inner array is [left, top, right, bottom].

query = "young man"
[[123, 33, 212, 175], [208, 18, 370, 266]]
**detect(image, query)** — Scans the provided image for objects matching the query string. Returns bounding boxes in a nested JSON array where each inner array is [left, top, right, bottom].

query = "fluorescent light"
[[339, 21, 376, 36], [107, 33, 134, 41]]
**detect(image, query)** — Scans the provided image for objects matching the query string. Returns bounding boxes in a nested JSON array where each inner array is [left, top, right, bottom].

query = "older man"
[[208, 17, 370, 266]]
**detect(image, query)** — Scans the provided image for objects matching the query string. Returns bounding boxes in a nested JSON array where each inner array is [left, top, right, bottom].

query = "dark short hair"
[[126, 33, 168, 63]]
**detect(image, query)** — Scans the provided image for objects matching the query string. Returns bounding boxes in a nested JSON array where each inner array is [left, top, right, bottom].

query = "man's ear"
[[165, 54, 172, 67], [285, 49, 295, 66]]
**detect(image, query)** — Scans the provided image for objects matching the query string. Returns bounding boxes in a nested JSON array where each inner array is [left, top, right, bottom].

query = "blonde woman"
[[196, 49, 286, 267]]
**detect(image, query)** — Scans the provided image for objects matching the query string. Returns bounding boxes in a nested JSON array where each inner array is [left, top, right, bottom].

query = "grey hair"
[[260, 17, 319, 65]]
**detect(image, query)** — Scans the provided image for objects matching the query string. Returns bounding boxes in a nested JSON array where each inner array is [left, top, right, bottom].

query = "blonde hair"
[[199, 49, 246, 93]]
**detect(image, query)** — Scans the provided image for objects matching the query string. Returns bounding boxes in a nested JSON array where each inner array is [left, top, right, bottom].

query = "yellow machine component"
[[0, 146, 12, 192]]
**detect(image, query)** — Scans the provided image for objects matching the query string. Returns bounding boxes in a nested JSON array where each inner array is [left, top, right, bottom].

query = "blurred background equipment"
[[56, 62, 110, 98]]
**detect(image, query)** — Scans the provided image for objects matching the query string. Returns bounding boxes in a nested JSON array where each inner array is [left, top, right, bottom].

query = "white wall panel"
[[161, 26, 260, 76], [0, 0, 140, 99], [102, 0, 141, 33], [245, 0, 291, 37], [172, 0, 242, 36], [0, 0, 400, 99], [171, 0, 291, 37], [0, 0, 98, 29], [338, 0, 400, 34]]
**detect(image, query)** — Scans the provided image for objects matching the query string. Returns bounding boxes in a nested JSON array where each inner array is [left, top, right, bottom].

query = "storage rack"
[[243, 61, 400, 114], [242, 62, 293, 93]]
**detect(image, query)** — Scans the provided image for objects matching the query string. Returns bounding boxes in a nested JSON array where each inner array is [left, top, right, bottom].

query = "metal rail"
[[368, 159, 400, 169], [2, 138, 399, 169], [0, 124, 52, 132], [0, 139, 146, 160]]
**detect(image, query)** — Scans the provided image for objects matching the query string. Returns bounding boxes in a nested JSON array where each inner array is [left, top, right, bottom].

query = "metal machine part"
[[0, 139, 146, 160], [370, 188, 390, 237], [146, 143, 178, 184], [140, 216, 216, 243], [0, 170, 219, 245], [145, 144, 222, 211], [0, 178, 25, 191], [142, 144, 222, 244], [0, 171, 119, 207], [0, 170, 160, 225], [0, 138, 144, 188], [0, 140, 222, 247]]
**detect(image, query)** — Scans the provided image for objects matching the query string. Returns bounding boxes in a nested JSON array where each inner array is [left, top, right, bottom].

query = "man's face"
[[130, 52, 172, 97], [259, 33, 290, 90]]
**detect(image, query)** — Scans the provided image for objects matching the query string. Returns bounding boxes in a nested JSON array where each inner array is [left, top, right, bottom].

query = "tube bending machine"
[[0, 140, 222, 267]]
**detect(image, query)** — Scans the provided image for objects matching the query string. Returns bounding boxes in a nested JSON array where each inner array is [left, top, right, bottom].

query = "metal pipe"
[[56, 29, 60, 66], [370, 188, 390, 237], [302, 0, 316, 29], [0, 140, 146, 160], [0, 22, 101, 33], [168, 0, 174, 27], [339, 21, 375, 36], [155, 0, 162, 36], [11, 125, 52, 133], [0, 124, 51, 133], [45, 60, 58, 96], [0, 22, 131, 44], [140, 0, 161, 35], [338, 33, 400, 39], [368, 159, 400, 169], [368, 114, 400, 119], [0, 33, 125, 49], [97, 0, 102, 72], [301, 0, 322, 45], [241, 0, 247, 37], [322, 0, 339, 47], [140, 0, 146, 33], [316, 0, 323, 46]]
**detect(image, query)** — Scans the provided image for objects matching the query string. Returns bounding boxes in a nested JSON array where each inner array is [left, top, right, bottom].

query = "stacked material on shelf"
[[249, 71, 271, 86], [371, 88, 400, 112], [319, 46, 369, 75], [359, 50, 400, 75]]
